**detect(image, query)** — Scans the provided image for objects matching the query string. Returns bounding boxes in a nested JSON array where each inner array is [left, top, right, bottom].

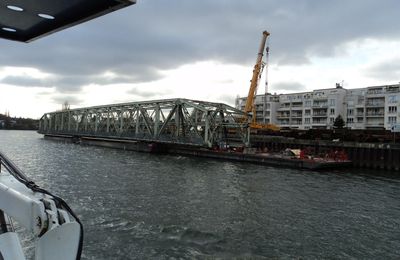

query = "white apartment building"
[[236, 83, 400, 130]]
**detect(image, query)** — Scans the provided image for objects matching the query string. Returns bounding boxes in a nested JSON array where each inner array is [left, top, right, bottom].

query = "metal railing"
[[365, 102, 385, 107], [312, 104, 328, 108], [312, 113, 328, 117], [0, 151, 29, 181], [366, 113, 384, 116]]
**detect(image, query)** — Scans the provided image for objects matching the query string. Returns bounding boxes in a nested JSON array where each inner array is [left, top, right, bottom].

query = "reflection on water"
[[1, 130, 400, 259]]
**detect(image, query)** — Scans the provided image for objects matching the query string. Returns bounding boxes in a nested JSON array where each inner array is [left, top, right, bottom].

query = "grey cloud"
[[0, 74, 87, 92], [52, 95, 83, 106], [0, 70, 162, 93], [127, 87, 167, 99], [36, 91, 53, 96], [1, 0, 400, 92], [1, 75, 52, 87], [271, 82, 306, 92], [365, 58, 400, 81], [217, 94, 236, 106]]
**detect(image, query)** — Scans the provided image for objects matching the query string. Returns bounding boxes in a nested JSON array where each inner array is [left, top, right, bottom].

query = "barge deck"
[[44, 134, 351, 170]]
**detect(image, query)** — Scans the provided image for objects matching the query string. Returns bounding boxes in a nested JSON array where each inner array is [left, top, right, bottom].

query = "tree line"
[[0, 113, 38, 130]]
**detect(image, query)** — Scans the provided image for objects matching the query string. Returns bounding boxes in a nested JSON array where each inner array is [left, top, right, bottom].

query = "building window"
[[388, 106, 397, 114], [330, 108, 335, 115], [388, 116, 397, 125], [305, 109, 311, 116], [347, 109, 354, 116], [347, 118, 354, 124], [329, 99, 336, 106], [388, 95, 398, 104], [330, 117, 334, 123], [305, 118, 311, 124], [305, 101, 312, 107]]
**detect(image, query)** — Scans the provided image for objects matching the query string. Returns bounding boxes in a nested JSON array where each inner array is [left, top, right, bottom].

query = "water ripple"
[[1, 131, 400, 259]]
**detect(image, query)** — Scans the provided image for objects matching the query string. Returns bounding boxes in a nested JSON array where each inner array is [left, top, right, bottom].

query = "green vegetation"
[[333, 115, 345, 129], [0, 113, 38, 130]]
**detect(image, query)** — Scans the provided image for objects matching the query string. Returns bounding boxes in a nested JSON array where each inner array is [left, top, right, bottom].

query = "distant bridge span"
[[38, 98, 250, 147]]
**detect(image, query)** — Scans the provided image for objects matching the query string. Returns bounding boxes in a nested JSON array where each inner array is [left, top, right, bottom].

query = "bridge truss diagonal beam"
[[38, 98, 251, 147]]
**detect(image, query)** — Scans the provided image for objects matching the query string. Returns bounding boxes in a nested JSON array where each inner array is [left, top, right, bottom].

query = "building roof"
[[0, 0, 135, 42]]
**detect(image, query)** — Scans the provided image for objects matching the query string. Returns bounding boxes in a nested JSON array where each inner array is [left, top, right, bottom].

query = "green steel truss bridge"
[[38, 98, 250, 147]]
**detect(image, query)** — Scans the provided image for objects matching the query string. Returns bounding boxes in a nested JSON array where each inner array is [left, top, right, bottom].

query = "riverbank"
[[0, 113, 38, 130]]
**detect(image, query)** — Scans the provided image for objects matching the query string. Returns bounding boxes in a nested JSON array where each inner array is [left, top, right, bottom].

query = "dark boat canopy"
[[0, 0, 136, 42]]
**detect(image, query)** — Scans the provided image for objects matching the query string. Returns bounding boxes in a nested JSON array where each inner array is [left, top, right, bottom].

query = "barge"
[[168, 146, 351, 170], [44, 134, 352, 170]]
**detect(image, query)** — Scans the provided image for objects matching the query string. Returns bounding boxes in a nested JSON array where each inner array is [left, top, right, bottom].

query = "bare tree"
[[62, 101, 70, 111]]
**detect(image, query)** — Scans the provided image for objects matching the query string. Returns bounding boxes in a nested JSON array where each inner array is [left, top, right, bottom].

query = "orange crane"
[[243, 30, 280, 131]]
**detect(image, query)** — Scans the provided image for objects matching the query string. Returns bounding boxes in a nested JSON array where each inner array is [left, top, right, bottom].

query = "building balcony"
[[312, 120, 328, 125], [366, 89, 384, 95], [365, 102, 385, 107], [291, 103, 303, 108], [313, 97, 328, 101], [366, 113, 384, 117], [312, 113, 327, 117], [278, 121, 290, 126], [277, 115, 290, 119], [277, 112, 290, 116], [385, 87, 400, 93], [291, 106, 303, 111], [291, 114, 303, 118], [365, 122, 384, 126], [312, 119, 328, 125], [312, 104, 328, 108]]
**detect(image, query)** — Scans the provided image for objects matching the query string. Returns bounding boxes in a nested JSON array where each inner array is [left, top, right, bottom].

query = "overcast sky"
[[1, 0, 400, 118]]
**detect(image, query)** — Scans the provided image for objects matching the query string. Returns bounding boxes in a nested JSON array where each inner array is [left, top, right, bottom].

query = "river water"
[[0, 130, 399, 259]]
